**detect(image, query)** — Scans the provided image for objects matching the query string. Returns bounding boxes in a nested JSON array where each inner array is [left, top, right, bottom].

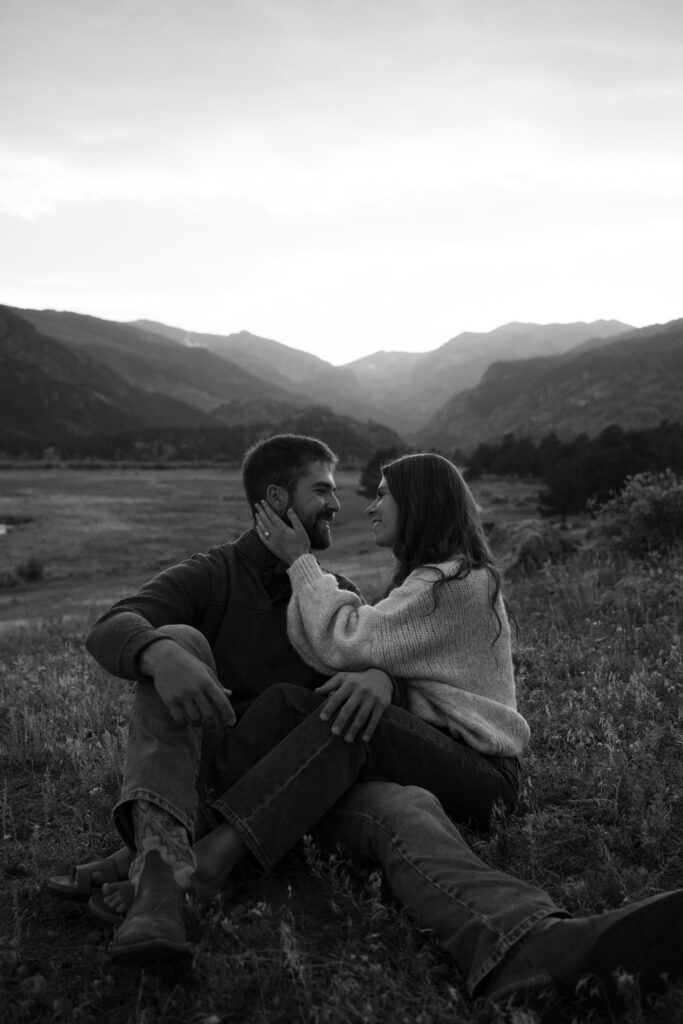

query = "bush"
[[599, 469, 683, 555], [16, 555, 45, 582]]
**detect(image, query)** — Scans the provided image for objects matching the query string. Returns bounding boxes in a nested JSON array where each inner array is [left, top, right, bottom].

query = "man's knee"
[[157, 624, 214, 669]]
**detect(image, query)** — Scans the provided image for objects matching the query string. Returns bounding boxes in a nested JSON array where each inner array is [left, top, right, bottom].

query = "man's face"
[[288, 461, 340, 550]]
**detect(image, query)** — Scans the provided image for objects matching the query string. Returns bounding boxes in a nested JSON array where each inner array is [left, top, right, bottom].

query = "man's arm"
[[137, 637, 235, 728], [86, 549, 226, 681], [86, 548, 235, 728]]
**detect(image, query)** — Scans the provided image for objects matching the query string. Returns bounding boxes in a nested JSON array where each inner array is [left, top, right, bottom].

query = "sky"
[[1, 0, 682, 365]]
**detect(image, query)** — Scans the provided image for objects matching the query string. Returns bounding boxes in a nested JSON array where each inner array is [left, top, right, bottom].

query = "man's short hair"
[[241, 434, 337, 509]]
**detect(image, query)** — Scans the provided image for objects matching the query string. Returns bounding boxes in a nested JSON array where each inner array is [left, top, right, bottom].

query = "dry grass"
[[1, 468, 681, 1023]]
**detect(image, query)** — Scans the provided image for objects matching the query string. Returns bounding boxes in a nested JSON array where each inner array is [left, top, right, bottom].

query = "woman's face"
[[366, 475, 400, 548]]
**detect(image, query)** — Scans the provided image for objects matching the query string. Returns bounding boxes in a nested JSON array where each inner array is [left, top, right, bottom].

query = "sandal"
[[46, 847, 132, 902]]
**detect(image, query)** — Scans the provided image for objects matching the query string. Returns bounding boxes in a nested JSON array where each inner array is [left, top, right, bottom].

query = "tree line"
[[464, 421, 683, 517], [356, 421, 683, 521]]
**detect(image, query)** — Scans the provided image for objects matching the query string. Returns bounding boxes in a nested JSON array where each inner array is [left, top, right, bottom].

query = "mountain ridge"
[[11, 307, 309, 413], [134, 319, 389, 425], [0, 307, 217, 451], [419, 319, 683, 453], [0, 306, 405, 459]]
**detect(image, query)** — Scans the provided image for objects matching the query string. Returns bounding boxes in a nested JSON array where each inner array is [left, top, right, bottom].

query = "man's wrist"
[[137, 638, 177, 677]]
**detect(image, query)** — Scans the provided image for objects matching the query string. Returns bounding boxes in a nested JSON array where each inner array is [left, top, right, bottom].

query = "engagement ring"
[[264, 531, 270, 538]]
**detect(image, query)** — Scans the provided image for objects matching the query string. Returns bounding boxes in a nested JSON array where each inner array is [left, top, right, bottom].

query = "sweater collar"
[[234, 527, 290, 574]]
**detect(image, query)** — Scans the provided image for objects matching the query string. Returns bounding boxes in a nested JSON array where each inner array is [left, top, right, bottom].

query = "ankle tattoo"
[[130, 799, 197, 891]]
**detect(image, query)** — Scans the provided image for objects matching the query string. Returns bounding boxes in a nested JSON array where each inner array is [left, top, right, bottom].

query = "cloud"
[[1, 0, 682, 358]]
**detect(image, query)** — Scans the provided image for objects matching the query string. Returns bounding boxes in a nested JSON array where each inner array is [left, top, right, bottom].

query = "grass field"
[[1, 467, 682, 1023]]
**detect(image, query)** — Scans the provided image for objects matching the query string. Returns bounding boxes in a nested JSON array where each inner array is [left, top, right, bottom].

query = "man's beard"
[[307, 513, 333, 550]]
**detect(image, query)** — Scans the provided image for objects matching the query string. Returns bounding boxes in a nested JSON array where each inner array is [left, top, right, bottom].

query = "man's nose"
[[327, 494, 341, 512]]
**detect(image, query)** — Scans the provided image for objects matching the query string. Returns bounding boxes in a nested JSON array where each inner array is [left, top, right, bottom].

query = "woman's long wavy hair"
[[381, 453, 511, 635]]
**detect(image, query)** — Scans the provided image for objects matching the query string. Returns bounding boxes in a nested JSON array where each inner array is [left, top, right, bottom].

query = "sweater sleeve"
[[286, 554, 434, 675], [85, 550, 224, 681]]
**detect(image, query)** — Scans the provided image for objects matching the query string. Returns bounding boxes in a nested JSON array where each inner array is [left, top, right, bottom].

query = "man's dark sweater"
[[86, 528, 360, 703]]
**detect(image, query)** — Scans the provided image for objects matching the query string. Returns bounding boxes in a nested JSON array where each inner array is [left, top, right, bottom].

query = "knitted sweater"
[[287, 554, 530, 757]]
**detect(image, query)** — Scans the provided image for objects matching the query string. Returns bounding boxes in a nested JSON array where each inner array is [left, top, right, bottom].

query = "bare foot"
[[102, 881, 134, 915], [101, 824, 246, 919]]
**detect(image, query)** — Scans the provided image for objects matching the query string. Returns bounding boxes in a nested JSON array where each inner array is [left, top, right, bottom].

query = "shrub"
[[16, 555, 45, 582], [599, 469, 683, 555]]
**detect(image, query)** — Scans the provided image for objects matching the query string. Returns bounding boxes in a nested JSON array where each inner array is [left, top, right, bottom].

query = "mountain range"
[[1, 303, 681, 459]]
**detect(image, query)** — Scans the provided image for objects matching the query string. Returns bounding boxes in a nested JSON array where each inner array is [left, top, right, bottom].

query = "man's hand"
[[315, 669, 393, 742], [138, 639, 236, 729]]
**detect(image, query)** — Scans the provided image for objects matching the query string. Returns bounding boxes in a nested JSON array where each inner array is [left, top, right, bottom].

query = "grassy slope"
[[1, 469, 682, 1023]]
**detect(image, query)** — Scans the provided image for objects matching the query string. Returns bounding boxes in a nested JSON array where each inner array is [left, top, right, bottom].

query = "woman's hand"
[[254, 501, 311, 565], [315, 669, 393, 742]]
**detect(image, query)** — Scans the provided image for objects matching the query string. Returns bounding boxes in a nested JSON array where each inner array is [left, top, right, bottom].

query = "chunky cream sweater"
[[286, 554, 530, 757]]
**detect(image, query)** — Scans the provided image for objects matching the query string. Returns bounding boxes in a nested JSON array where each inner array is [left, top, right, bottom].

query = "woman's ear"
[[264, 484, 287, 512]]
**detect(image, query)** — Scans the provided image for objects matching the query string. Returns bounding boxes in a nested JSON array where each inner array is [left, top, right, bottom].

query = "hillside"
[[0, 307, 406, 460], [11, 308, 308, 413], [136, 320, 388, 425], [420, 319, 683, 453], [55, 406, 405, 463], [0, 306, 217, 454], [344, 320, 631, 433], [133, 321, 329, 390]]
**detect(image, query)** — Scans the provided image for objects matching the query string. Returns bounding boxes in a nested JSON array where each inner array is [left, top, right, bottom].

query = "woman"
[[255, 451, 530, 826]]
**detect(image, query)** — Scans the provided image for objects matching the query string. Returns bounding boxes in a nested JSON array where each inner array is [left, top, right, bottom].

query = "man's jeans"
[[116, 624, 561, 994]]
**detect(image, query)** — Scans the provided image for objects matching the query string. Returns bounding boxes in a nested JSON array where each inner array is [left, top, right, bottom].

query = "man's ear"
[[264, 484, 288, 512]]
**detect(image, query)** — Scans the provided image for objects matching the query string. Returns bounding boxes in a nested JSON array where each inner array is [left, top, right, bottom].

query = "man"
[[50, 434, 683, 1011]]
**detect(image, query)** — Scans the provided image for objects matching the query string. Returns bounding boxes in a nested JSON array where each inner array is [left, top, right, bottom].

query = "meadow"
[[1, 467, 681, 1024]]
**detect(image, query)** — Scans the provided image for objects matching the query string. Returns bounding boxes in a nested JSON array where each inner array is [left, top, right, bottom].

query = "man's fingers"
[[176, 695, 203, 725], [214, 693, 236, 728], [166, 700, 186, 726], [191, 692, 218, 725], [199, 683, 236, 728]]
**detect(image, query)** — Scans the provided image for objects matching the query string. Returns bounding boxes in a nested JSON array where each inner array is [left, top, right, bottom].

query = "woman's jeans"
[[115, 625, 520, 871], [115, 624, 561, 995]]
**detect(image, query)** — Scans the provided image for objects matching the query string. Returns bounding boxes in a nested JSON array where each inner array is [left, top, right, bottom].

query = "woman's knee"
[[336, 781, 443, 822], [257, 683, 323, 719]]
